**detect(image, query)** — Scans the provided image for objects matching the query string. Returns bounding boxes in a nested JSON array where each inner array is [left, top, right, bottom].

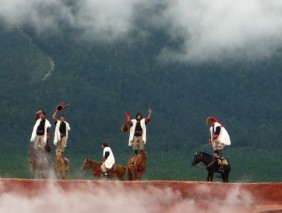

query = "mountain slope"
[[0, 26, 282, 181]]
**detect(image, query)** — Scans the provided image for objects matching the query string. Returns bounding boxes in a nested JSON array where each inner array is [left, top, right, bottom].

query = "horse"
[[54, 150, 69, 179], [192, 151, 231, 182], [80, 159, 126, 180], [28, 148, 51, 179], [127, 151, 147, 181]]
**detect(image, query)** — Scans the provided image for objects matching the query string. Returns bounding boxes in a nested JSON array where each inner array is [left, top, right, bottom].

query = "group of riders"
[[30, 102, 231, 178]]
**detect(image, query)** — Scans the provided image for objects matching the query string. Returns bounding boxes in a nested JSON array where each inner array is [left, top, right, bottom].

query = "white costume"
[[103, 147, 115, 169], [210, 122, 231, 149], [53, 120, 71, 146], [128, 119, 146, 146], [30, 119, 51, 144]]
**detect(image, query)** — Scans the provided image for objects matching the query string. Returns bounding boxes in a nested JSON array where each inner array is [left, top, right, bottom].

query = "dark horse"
[[192, 151, 231, 182], [127, 151, 147, 181]]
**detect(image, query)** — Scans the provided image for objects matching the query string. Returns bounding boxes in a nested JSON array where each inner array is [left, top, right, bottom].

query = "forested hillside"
[[0, 23, 282, 181]]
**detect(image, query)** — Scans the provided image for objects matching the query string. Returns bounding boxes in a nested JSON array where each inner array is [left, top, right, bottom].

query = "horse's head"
[[81, 158, 101, 171], [81, 158, 91, 171], [192, 151, 202, 166], [140, 151, 147, 161]]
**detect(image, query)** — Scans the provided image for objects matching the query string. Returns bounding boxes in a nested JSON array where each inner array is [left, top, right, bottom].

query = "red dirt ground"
[[0, 179, 281, 213]]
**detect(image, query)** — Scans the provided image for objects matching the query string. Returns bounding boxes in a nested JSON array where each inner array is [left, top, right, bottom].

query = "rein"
[[206, 158, 216, 168], [195, 152, 216, 169]]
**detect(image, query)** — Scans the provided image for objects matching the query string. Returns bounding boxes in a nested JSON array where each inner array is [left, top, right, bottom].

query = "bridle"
[[194, 152, 216, 168]]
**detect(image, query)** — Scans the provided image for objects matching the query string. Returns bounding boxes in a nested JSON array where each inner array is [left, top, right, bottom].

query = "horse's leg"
[[136, 170, 140, 180], [121, 167, 126, 181], [134, 168, 138, 180], [207, 170, 211, 181], [138, 170, 143, 181], [115, 168, 123, 180], [210, 172, 214, 181], [223, 172, 229, 183], [62, 167, 66, 179], [127, 167, 133, 180], [207, 171, 213, 181]]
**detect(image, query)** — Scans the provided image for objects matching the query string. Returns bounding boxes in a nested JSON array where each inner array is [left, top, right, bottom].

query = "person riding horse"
[[100, 143, 115, 176], [206, 116, 231, 170]]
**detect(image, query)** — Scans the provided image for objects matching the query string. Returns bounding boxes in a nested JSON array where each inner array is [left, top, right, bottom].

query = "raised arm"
[[126, 112, 133, 125], [147, 108, 152, 119], [52, 109, 58, 122], [145, 108, 152, 123]]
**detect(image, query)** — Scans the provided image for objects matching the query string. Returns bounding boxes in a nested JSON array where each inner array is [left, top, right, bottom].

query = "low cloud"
[[0, 181, 254, 213], [157, 0, 282, 63], [1, 0, 282, 63]]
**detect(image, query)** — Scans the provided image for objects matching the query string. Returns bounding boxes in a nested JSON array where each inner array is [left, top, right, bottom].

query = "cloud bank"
[[1, 0, 282, 63]]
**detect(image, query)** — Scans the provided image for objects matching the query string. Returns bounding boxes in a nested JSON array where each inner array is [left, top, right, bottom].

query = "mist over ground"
[[0, 180, 261, 213]]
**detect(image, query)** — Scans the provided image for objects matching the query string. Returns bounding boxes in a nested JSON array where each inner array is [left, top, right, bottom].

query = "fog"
[[0, 180, 255, 213], [1, 0, 282, 62]]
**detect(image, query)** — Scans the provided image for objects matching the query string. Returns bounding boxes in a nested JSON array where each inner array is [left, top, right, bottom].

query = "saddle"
[[213, 153, 229, 166], [213, 153, 229, 172], [103, 164, 116, 175]]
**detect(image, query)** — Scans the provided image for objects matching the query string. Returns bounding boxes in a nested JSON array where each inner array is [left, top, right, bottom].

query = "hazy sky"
[[1, 0, 282, 63]]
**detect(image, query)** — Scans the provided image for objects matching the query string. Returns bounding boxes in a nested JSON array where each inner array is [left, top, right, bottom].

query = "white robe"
[[30, 119, 51, 144], [103, 147, 115, 169], [128, 119, 146, 146], [53, 120, 71, 146], [210, 122, 231, 145]]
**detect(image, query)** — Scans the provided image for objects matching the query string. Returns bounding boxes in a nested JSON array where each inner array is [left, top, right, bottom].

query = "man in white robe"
[[101, 143, 115, 176], [126, 108, 152, 155], [206, 116, 231, 169], [52, 109, 71, 152], [30, 111, 51, 151]]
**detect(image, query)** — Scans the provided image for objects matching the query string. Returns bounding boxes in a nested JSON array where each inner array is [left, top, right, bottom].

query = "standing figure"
[[126, 108, 152, 155], [52, 109, 71, 153], [101, 143, 115, 176], [206, 116, 231, 169], [30, 111, 51, 151]]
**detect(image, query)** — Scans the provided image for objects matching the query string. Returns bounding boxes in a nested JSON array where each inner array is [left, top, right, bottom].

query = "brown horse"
[[127, 151, 147, 180], [54, 150, 69, 179], [28, 148, 51, 179], [80, 159, 126, 180]]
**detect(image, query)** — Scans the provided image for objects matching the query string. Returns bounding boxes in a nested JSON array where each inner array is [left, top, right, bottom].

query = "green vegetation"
[[0, 25, 282, 182]]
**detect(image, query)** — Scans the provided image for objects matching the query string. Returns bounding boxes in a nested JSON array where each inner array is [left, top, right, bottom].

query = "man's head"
[[40, 111, 46, 119], [101, 143, 108, 149], [60, 115, 65, 122], [206, 116, 216, 126], [136, 113, 143, 121]]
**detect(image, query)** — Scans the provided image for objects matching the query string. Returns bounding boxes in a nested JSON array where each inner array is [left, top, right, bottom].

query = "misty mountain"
[[1, 4, 282, 180], [2, 25, 282, 152]]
